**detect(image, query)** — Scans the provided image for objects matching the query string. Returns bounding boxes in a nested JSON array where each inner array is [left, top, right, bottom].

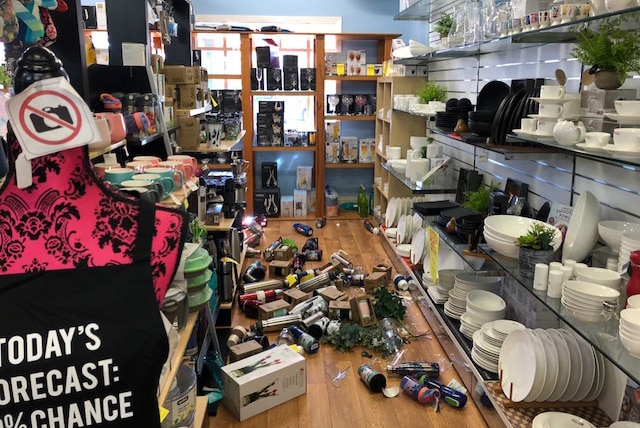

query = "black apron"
[[0, 200, 168, 427]]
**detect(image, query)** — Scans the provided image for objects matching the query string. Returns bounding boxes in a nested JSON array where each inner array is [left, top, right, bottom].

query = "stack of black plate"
[[437, 207, 481, 228], [436, 98, 475, 132], [435, 111, 462, 131], [454, 214, 484, 241]]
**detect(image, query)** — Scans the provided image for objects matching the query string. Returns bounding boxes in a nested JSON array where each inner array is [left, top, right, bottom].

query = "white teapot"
[[553, 120, 586, 146]]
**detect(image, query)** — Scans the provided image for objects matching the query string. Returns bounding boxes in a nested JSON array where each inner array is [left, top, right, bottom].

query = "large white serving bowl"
[[562, 191, 601, 263], [563, 280, 621, 301], [484, 215, 562, 251], [483, 229, 520, 258], [466, 290, 506, 315], [576, 267, 621, 289], [598, 220, 640, 252]]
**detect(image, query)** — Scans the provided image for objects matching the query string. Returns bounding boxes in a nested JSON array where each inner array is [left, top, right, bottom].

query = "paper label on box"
[[546, 201, 573, 240]]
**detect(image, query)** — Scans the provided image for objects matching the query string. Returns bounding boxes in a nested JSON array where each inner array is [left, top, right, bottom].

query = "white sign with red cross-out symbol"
[[7, 77, 100, 160]]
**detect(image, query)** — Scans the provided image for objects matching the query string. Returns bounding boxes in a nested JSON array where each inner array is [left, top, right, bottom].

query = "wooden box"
[[258, 299, 291, 321], [228, 340, 263, 363], [318, 286, 346, 303], [269, 260, 292, 278], [372, 264, 393, 285], [274, 245, 294, 261], [350, 295, 377, 327]]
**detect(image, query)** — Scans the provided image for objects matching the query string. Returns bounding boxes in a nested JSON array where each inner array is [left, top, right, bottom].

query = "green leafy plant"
[[0, 65, 12, 89], [462, 182, 498, 214], [434, 12, 454, 37], [516, 223, 556, 251], [417, 80, 447, 104], [373, 287, 406, 322], [189, 218, 208, 244], [570, 16, 640, 85]]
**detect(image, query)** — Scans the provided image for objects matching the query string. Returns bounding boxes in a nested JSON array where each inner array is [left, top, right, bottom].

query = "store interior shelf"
[[393, 7, 640, 64], [381, 162, 457, 194], [159, 176, 199, 207], [324, 75, 380, 81], [126, 132, 164, 147], [325, 114, 376, 121], [181, 130, 246, 154], [325, 163, 374, 169], [253, 146, 316, 152], [251, 90, 317, 96], [480, 243, 640, 386], [89, 139, 127, 160], [194, 396, 208, 428], [158, 312, 198, 405], [189, 104, 213, 117]]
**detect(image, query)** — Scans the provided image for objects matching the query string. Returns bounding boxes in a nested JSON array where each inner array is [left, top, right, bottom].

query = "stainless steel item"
[[242, 279, 284, 294], [251, 313, 302, 333]]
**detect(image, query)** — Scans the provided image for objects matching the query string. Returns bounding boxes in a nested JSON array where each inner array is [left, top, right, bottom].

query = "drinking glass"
[[327, 95, 340, 114], [341, 94, 354, 115], [355, 95, 368, 114], [256, 68, 263, 90], [305, 69, 314, 90]]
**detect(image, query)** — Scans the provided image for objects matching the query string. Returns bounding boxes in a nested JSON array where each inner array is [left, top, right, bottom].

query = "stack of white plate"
[[470, 319, 525, 373], [620, 308, 640, 358], [561, 280, 620, 323], [499, 328, 605, 403], [618, 231, 640, 273], [396, 214, 413, 244], [459, 290, 506, 339], [411, 226, 428, 265], [384, 196, 437, 228], [532, 412, 596, 428], [425, 269, 463, 305], [444, 273, 501, 320]]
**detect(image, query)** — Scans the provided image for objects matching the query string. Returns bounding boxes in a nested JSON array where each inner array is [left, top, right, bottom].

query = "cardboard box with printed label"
[[221, 345, 306, 421], [176, 116, 200, 151], [293, 189, 307, 217], [162, 65, 197, 85]]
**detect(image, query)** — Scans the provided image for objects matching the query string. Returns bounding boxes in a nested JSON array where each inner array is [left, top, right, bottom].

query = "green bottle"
[[357, 185, 368, 218]]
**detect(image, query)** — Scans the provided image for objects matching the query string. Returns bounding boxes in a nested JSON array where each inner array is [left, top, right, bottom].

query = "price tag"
[[186, 179, 199, 192], [159, 406, 169, 423], [428, 226, 439, 285], [169, 192, 181, 205]]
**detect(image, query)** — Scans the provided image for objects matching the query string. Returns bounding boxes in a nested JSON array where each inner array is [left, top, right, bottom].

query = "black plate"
[[490, 93, 514, 145], [497, 89, 528, 146], [477, 81, 511, 112], [413, 200, 459, 216]]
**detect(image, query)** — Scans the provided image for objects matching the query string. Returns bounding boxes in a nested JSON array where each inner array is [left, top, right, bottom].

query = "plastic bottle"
[[357, 184, 368, 218], [288, 325, 320, 354], [358, 365, 387, 393], [363, 219, 379, 235], [387, 362, 440, 378], [627, 251, 640, 307], [400, 376, 439, 404]]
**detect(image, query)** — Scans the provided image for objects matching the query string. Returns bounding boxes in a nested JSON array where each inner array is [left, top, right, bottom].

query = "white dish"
[[604, 145, 640, 160], [532, 412, 596, 428], [411, 227, 425, 265], [563, 280, 620, 300], [466, 290, 506, 314], [491, 319, 526, 338], [575, 142, 607, 152], [530, 95, 582, 104], [528, 113, 580, 121], [562, 191, 601, 263], [583, 346, 605, 402], [395, 243, 411, 258], [512, 128, 533, 137], [397, 215, 409, 244], [524, 329, 547, 402], [385, 227, 397, 238], [570, 331, 597, 402], [499, 329, 537, 402], [385, 198, 397, 228], [532, 329, 559, 402], [412, 212, 423, 233], [546, 329, 571, 402], [605, 113, 640, 126], [426, 286, 448, 304], [557, 329, 583, 401]]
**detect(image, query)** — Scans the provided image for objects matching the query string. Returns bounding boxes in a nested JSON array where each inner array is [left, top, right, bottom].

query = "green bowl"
[[184, 247, 213, 278], [187, 268, 213, 292]]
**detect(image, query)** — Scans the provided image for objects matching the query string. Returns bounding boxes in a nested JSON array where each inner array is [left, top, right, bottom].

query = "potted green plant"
[[434, 12, 453, 39], [462, 182, 497, 216], [417, 81, 447, 104], [0, 65, 12, 90], [516, 223, 558, 278], [570, 16, 640, 89]]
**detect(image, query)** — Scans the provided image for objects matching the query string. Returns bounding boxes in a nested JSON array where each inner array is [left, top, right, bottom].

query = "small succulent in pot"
[[516, 223, 556, 251]]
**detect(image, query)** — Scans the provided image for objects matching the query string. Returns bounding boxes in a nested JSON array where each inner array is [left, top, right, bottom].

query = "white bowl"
[[484, 230, 520, 259], [584, 132, 611, 148], [615, 100, 640, 116], [576, 267, 621, 289], [466, 290, 506, 314], [620, 333, 640, 357], [598, 220, 640, 252], [619, 323, 640, 339], [386, 146, 401, 159], [484, 216, 562, 251], [562, 191, 601, 263], [621, 308, 640, 328], [627, 295, 640, 309]]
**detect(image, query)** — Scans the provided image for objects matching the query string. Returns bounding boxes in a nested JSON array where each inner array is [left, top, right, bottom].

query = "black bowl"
[[468, 119, 493, 137], [468, 110, 495, 122]]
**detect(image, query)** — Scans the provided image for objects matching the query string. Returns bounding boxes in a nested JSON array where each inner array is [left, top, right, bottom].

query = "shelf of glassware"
[[393, 5, 640, 62]]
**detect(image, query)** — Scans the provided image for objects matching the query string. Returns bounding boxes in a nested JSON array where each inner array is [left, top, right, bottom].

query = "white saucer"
[[512, 129, 534, 137], [529, 130, 555, 138], [605, 113, 640, 126], [531, 95, 581, 105], [604, 145, 640, 160], [575, 143, 606, 152]]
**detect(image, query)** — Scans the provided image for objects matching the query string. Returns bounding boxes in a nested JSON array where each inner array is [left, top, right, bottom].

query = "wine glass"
[[255, 68, 263, 90], [327, 95, 340, 114], [290, 73, 298, 91], [341, 94, 354, 115], [355, 95, 368, 115], [274, 69, 282, 89]]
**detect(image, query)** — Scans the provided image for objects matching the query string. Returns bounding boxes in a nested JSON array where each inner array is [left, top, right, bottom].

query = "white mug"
[[521, 118, 537, 133], [540, 85, 566, 99], [536, 118, 557, 135]]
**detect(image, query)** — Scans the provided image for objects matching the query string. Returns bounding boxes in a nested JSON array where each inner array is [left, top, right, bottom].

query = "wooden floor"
[[208, 218, 505, 428]]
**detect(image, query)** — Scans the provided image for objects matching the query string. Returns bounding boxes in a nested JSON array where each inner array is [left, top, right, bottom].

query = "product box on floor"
[[221, 345, 306, 421]]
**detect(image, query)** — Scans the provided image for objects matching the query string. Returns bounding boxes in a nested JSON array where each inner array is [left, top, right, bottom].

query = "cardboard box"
[[266, 68, 283, 91], [262, 162, 278, 188], [293, 189, 307, 217], [269, 260, 292, 278], [346, 50, 366, 76], [328, 300, 352, 320], [325, 52, 347, 76], [95, 2, 107, 29], [296, 166, 313, 190], [176, 116, 200, 151], [177, 84, 202, 110], [340, 137, 359, 163], [372, 264, 392, 285], [350, 295, 377, 326], [307, 188, 316, 214], [254, 188, 281, 218], [221, 345, 306, 421], [228, 340, 264, 363], [162, 65, 196, 85], [274, 245, 294, 261], [358, 138, 375, 163], [281, 196, 293, 217], [318, 286, 346, 303], [299, 68, 316, 91], [364, 272, 387, 294], [258, 299, 291, 321], [283, 288, 311, 306]]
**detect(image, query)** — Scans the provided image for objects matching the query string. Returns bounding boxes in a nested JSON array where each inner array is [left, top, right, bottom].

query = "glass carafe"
[[448, 4, 467, 47], [465, 0, 484, 45], [482, 0, 498, 40]]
